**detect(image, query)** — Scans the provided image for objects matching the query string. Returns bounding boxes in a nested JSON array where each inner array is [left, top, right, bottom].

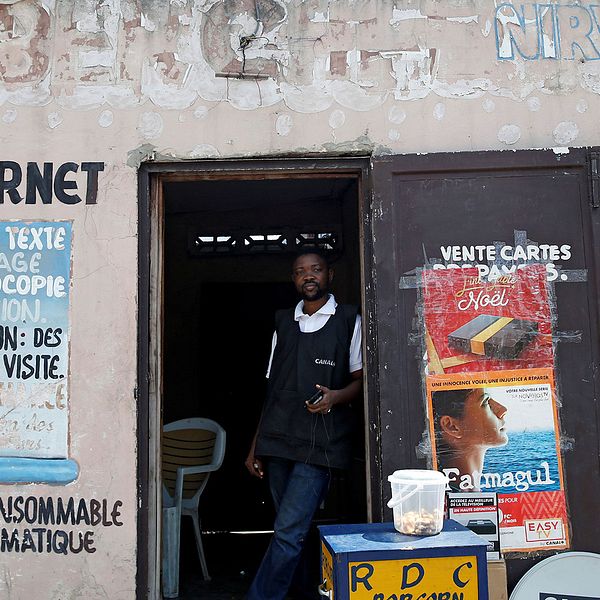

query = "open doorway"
[[148, 162, 370, 598]]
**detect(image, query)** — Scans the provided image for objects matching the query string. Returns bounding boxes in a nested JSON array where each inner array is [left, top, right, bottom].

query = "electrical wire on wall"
[[216, 0, 270, 80]]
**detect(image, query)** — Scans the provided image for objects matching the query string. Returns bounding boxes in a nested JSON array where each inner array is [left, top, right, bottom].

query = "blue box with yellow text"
[[319, 519, 488, 600]]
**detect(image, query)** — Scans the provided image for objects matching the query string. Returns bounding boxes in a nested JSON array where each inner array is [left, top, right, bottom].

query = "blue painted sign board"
[[0, 221, 77, 483]]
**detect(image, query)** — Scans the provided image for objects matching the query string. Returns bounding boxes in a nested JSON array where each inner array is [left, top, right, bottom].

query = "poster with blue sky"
[[0, 221, 72, 459], [427, 369, 568, 553]]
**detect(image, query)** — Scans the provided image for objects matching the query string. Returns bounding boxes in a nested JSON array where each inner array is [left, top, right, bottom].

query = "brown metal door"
[[369, 149, 600, 586]]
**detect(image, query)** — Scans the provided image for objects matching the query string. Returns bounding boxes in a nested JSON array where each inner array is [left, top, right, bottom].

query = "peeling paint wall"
[[1, 1, 599, 598], [0, 0, 598, 155]]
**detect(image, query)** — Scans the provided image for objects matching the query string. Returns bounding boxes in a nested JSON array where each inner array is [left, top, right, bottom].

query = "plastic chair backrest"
[[162, 418, 226, 501]]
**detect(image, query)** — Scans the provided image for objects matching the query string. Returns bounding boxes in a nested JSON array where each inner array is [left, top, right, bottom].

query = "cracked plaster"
[[0, 0, 596, 155]]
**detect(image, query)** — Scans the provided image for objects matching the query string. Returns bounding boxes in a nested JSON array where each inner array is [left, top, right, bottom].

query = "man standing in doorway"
[[245, 249, 363, 600]]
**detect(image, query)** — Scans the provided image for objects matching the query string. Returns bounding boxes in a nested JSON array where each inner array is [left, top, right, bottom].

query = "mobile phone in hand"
[[307, 390, 324, 405]]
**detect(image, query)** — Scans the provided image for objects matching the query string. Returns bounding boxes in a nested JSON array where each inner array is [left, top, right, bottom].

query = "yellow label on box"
[[348, 555, 479, 600], [321, 541, 335, 600]]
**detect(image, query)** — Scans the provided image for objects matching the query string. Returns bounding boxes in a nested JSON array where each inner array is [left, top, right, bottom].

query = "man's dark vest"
[[255, 302, 358, 470]]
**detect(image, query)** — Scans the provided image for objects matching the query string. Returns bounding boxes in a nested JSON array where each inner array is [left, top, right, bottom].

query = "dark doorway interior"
[[162, 174, 366, 596]]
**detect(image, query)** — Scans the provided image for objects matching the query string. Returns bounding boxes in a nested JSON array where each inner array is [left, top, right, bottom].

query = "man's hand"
[[305, 384, 338, 415], [245, 450, 264, 479], [305, 371, 363, 415]]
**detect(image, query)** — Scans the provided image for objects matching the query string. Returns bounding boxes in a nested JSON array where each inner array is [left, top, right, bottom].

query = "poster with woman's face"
[[421, 266, 568, 554], [427, 370, 567, 553], [430, 374, 560, 492]]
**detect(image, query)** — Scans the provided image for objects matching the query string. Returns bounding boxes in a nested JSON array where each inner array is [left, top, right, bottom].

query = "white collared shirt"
[[266, 294, 363, 377]]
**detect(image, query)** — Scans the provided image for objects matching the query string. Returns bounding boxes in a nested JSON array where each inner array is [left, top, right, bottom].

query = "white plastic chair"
[[161, 418, 226, 598]]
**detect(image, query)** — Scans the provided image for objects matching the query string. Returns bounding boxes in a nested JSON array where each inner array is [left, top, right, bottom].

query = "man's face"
[[292, 253, 332, 301]]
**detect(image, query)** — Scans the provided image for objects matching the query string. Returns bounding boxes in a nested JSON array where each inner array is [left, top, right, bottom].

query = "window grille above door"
[[187, 228, 342, 256]]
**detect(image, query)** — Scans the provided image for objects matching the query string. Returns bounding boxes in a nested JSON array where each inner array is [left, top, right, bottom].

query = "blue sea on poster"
[[484, 429, 561, 494]]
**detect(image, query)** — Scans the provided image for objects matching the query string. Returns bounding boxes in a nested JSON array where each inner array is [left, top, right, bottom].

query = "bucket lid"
[[387, 469, 448, 485]]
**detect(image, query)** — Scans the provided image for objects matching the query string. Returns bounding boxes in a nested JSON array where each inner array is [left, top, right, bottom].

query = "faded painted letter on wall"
[[0, 221, 77, 484]]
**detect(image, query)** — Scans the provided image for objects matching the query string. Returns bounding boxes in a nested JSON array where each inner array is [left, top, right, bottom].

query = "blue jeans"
[[247, 458, 330, 600]]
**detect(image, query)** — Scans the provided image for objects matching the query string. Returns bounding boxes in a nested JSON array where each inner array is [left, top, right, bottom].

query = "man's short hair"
[[293, 247, 331, 267]]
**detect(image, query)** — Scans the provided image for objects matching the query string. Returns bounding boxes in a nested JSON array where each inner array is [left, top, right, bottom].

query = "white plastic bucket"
[[387, 469, 448, 536]]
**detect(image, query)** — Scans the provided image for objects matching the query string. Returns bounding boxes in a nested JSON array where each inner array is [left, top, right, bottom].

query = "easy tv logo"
[[525, 519, 564, 542], [540, 594, 600, 600]]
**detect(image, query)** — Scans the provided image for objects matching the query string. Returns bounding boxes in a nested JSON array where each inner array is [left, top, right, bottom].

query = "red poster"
[[421, 266, 569, 554], [422, 265, 553, 374]]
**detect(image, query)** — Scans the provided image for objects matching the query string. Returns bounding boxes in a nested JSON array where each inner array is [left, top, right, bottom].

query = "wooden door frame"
[[136, 157, 378, 599]]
